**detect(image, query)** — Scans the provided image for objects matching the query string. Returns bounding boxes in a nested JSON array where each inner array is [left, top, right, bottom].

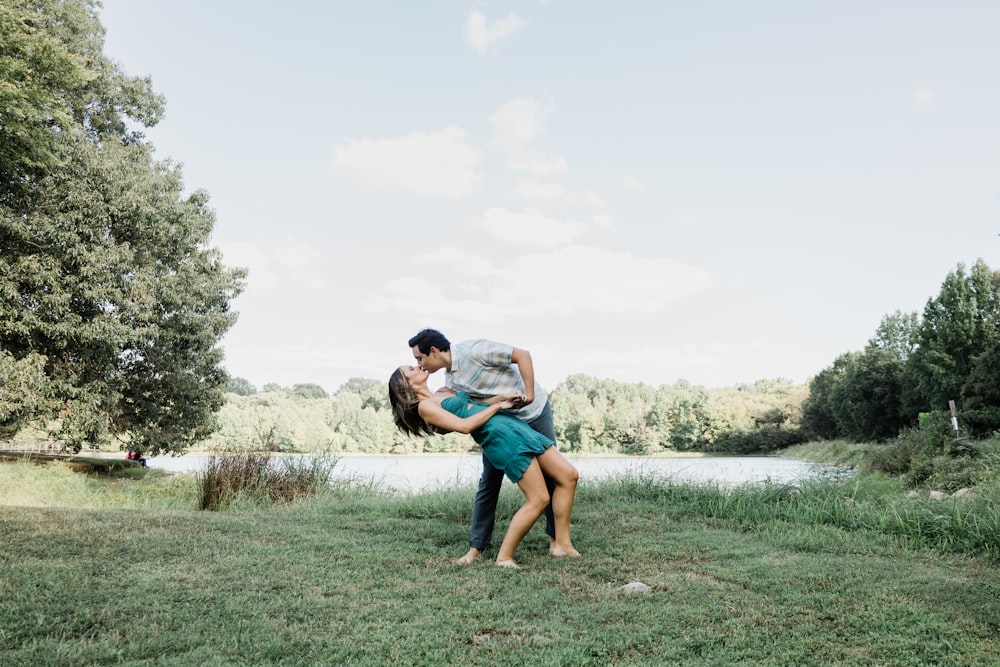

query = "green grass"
[[776, 439, 876, 468], [1, 460, 998, 666]]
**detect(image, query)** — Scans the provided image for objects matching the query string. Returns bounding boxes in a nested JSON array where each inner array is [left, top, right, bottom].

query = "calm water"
[[145, 453, 839, 494]]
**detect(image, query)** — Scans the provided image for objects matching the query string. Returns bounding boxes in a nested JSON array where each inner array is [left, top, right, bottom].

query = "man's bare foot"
[[455, 547, 482, 565], [550, 544, 581, 558], [496, 559, 520, 569]]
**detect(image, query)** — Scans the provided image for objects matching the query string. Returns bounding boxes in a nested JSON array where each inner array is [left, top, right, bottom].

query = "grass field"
[[1, 453, 998, 666]]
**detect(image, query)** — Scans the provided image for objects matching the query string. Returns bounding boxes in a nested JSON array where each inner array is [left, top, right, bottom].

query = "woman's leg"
[[536, 447, 580, 557], [495, 459, 550, 567]]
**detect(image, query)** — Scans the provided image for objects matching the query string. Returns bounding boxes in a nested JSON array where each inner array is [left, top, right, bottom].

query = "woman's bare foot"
[[496, 559, 520, 569], [550, 544, 581, 558], [455, 547, 482, 565]]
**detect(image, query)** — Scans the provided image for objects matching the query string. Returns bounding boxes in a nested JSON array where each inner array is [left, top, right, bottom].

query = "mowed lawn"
[[1, 468, 998, 666]]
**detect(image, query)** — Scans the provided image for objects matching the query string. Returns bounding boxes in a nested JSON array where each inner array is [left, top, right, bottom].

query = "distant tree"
[[801, 352, 857, 440], [336, 378, 381, 395], [226, 377, 257, 396], [335, 377, 390, 411], [262, 383, 285, 394], [292, 383, 328, 399], [959, 339, 1000, 435], [867, 310, 920, 361], [667, 381, 709, 451], [829, 348, 908, 442]]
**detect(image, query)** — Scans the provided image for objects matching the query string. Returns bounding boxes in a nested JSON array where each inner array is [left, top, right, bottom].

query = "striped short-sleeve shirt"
[[445, 339, 548, 422]]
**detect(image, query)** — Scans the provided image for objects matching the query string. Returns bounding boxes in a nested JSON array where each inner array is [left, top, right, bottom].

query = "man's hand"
[[496, 390, 526, 410], [509, 346, 536, 409], [509, 392, 533, 410]]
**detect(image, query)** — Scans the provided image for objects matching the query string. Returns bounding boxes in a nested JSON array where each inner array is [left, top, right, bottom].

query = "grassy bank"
[[1, 460, 998, 665], [774, 439, 876, 468]]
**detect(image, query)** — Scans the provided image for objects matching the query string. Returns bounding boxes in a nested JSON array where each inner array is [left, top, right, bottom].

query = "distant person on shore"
[[388, 364, 579, 567], [126, 450, 147, 467], [407, 329, 563, 564]]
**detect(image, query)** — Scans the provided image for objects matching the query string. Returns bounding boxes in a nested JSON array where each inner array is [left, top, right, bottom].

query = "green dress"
[[441, 392, 553, 483]]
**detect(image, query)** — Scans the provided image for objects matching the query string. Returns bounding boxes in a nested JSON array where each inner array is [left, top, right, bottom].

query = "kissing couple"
[[388, 329, 580, 569]]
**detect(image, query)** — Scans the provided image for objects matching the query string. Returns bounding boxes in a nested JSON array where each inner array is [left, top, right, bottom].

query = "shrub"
[[866, 429, 923, 476], [712, 426, 806, 454]]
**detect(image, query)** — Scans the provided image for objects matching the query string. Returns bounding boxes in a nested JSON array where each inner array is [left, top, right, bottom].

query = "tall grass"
[[581, 470, 1000, 560], [4, 449, 997, 559], [196, 452, 339, 510]]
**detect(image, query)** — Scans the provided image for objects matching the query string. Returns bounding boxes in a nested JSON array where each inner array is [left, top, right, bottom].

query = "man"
[[408, 328, 559, 564]]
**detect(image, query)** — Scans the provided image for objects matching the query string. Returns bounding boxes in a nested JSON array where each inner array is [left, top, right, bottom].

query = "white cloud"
[[513, 180, 606, 207], [620, 175, 644, 192], [489, 98, 567, 175], [329, 126, 482, 197], [512, 246, 715, 316], [489, 98, 555, 148], [911, 85, 935, 110], [220, 237, 327, 292], [504, 149, 568, 175], [368, 244, 715, 321], [365, 275, 507, 324], [565, 340, 767, 389], [472, 207, 614, 247], [591, 214, 615, 228], [465, 10, 526, 54]]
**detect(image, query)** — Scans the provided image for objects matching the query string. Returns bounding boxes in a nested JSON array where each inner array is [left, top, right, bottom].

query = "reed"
[[196, 452, 339, 510]]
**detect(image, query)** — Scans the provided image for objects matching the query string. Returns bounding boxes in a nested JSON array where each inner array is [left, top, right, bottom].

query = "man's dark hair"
[[408, 329, 450, 354]]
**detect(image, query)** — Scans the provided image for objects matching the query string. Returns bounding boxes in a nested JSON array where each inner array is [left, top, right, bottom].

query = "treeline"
[[802, 259, 1000, 443], [206, 375, 807, 455]]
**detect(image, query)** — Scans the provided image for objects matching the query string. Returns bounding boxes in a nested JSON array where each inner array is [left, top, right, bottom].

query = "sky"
[[97, 1, 1000, 394]]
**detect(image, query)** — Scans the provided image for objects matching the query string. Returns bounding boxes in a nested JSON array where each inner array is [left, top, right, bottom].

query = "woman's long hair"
[[388, 368, 436, 437]]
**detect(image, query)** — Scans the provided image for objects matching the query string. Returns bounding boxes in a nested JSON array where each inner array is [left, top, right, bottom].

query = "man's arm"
[[509, 346, 535, 407]]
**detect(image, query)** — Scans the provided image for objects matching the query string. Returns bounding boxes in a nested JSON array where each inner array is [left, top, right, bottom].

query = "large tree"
[[828, 347, 908, 442], [1, 0, 244, 453]]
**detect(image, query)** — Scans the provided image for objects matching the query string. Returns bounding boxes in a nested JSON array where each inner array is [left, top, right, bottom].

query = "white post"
[[948, 400, 959, 434]]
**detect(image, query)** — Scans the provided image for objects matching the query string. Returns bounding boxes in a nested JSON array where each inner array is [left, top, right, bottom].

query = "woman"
[[389, 365, 580, 568]]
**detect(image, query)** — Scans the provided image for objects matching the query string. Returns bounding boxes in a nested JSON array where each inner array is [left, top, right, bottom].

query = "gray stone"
[[622, 581, 651, 593]]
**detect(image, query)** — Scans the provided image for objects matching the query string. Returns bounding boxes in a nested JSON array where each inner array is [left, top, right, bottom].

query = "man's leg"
[[526, 401, 558, 543], [457, 455, 504, 564]]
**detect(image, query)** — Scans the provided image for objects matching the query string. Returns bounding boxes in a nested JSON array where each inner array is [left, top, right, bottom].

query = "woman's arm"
[[418, 397, 513, 435]]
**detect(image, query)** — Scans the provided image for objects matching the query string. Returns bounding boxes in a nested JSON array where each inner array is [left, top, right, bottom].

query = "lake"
[[145, 453, 843, 494]]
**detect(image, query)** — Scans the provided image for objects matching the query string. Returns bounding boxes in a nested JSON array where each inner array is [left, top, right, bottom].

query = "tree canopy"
[[1, 0, 244, 453]]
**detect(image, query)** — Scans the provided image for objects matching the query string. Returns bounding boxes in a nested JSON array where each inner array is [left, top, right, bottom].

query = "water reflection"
[[145, 453, 843, 494]]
